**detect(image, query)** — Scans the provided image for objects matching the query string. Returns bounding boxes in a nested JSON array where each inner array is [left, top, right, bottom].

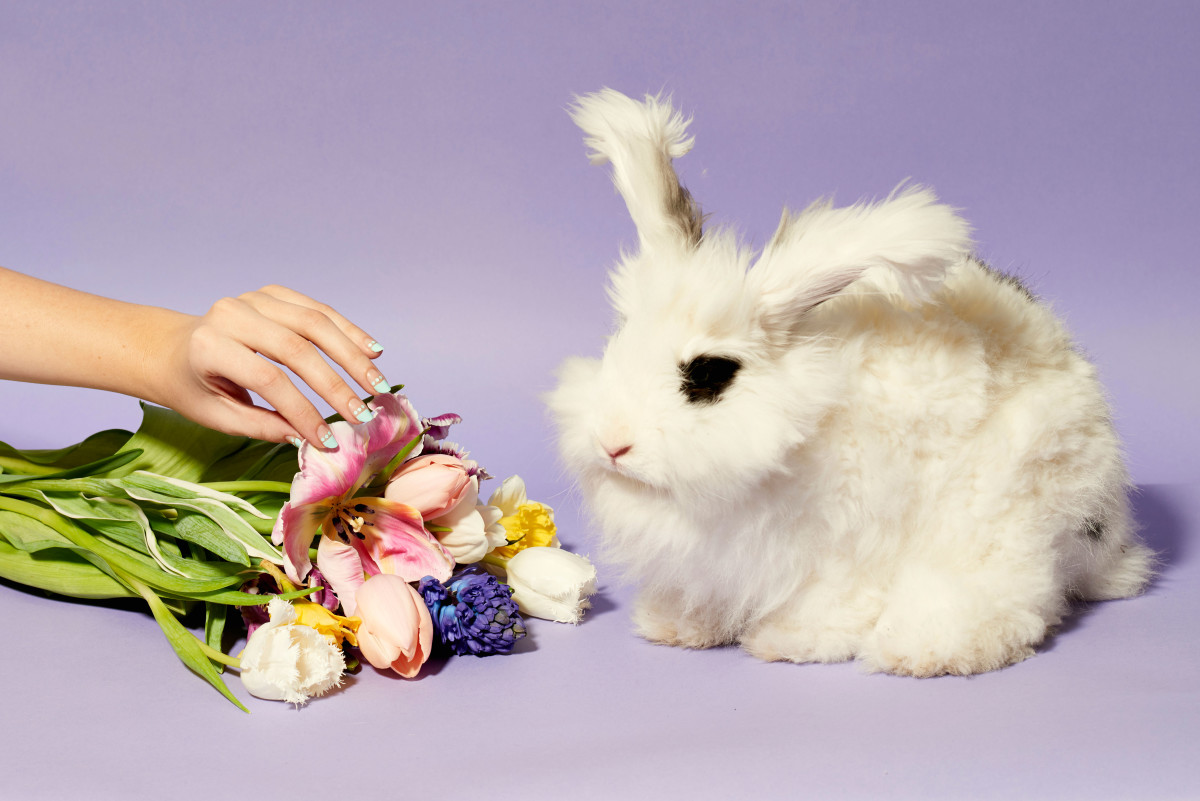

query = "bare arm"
[[0, 267, 390, 447]]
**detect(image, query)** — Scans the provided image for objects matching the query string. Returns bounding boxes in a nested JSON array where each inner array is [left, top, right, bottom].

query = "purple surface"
[[1, 2, 1197, 799]]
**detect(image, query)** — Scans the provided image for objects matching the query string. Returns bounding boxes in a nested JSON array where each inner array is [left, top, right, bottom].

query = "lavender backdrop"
[[2, 3, 1196, 800]]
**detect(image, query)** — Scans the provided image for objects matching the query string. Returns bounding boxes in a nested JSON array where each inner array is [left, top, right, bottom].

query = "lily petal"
[[290, 424, 368, 508], [315, 536, 366, 616], [349, 498, 455, 583], [362, 393, 423, 477], [278, 500, 329, 583]]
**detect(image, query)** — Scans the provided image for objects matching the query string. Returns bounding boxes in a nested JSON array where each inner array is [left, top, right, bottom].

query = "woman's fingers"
[[235, 290, 392, 401], [189, 328, 338, 447], [184, 284, 400, 446], [252, 285, 386, 361]]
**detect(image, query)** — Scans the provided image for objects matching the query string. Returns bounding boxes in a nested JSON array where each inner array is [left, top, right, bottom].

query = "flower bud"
[[384, 454, 473, 519], [354, 574, 434, 678]]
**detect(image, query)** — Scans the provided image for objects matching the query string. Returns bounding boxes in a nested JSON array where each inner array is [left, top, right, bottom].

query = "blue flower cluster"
[[418, 567, 526, 656]]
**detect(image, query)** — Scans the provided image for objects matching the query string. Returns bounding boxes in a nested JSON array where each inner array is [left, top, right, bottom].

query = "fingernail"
[[367, 339, 384, 353], [349, 400, 376, 423], [288, 436, 304, 448], [369, 370, 390, 394], [318, 426, 338, 449]]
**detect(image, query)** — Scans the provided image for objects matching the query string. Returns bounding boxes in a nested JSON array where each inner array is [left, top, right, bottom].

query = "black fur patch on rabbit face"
[[680, 355, 741, 404]]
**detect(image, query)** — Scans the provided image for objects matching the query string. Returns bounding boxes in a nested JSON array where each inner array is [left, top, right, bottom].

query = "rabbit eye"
[[680, 355, 741, 404]]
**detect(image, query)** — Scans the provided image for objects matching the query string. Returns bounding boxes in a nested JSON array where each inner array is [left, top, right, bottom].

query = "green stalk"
[[203, 481, 292, 495], [0, 455, 57, 476]]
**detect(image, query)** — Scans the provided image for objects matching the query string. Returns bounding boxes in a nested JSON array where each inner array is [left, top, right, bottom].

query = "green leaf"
[[103, 404, 248, 482], [0, 509, 77, 553], [153, 512, 250, 566], [0, 497, 244, 595], [112, 564, 249, 713], [3, 487, 183, 574], [0, 449, 143, 486], [172, 584, 318, 606], [205, 602, 228, 674], [120, 479, 281, 565], [121, 472, 270, 519], [204, 440, 299, 484], [0, 428, 131, 471], [0, 539, 138, 599]]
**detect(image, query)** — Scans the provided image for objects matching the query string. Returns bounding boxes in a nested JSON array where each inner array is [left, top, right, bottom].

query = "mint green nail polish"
[[372, 375, 390, 393], [288, 436, 304, 448], [319, 428, 338, 449], [367, 340, 384, 353], [351, 402, 375, 423]]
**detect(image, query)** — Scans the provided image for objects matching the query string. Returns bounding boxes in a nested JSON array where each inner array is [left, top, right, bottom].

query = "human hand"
[[151, 285, 390, 448]]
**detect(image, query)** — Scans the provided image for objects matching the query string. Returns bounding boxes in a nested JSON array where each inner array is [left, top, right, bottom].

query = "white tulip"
[[239, 597, 345, 705], [504, 547, 597, 624]]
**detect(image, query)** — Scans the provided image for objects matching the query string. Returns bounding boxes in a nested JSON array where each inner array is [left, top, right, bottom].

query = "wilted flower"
[[418, 568, 526, 657], [384, 453, 473, 519], [503, 547, 598, 624], [239, 597, 346, 705], [354, 574, 434, 678], [486, 475, 559, 560]]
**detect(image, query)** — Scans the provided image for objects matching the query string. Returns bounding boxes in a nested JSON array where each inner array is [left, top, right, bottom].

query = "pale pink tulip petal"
[[384, 454, 472, 519], [354, 575, 424, 672], [390, 597, 433, 678], [349, 499, 455, 583], [315, 536, 366, 616]]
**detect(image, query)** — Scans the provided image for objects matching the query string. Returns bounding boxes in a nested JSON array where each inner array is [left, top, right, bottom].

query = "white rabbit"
[[548, 89, 1154, 677]]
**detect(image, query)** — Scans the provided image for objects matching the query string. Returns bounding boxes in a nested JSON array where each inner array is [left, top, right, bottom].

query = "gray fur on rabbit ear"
[[749, 186, 973, 344], [570, 89, 704, 255]]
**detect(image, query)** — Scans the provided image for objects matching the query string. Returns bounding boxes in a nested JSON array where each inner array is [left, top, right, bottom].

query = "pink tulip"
[[384, 454, 473, 520], [354, 574, 434, 678]]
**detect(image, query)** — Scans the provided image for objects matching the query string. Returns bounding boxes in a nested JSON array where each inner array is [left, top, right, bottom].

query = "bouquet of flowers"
[[0, 389, 596, 711]]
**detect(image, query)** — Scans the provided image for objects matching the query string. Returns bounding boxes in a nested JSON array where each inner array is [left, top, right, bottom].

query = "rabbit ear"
[[750, 186, 972, 340], [571, 89, 703, 254]]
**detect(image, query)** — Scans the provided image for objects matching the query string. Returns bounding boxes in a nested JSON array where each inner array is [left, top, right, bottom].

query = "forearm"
[[0, 266, 190, 405]]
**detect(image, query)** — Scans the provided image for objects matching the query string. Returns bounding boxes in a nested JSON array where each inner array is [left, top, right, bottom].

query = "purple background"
[[2, 2, 1197, 799]]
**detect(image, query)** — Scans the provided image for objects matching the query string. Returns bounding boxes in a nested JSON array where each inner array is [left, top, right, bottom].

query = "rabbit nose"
[[605, 444, 633, 460]]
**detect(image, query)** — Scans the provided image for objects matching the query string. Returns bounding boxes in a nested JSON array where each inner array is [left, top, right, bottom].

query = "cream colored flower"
[[504, 546, 597, 624], [239, 598, 345, 705]]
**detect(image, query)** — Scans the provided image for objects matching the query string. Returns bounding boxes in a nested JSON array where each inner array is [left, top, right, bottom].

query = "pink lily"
[[272, 393, 455, 613]]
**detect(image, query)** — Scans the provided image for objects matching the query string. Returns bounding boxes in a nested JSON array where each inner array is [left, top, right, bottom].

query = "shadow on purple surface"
[[1132, 484, 1187, 570]]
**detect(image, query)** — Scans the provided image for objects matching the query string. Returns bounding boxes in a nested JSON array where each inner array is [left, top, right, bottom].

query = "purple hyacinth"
[[418, 567, 526, 657]]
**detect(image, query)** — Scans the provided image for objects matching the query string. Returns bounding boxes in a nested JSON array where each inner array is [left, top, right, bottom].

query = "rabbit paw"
[[632, 595, 728, 649], [861, 595, 1046, 677], [739, 620, 858, 664]]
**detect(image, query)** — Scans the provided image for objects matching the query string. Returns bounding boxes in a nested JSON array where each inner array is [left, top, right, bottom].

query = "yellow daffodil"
[[486, 475, 559, 560], [292, 601, 361, 649]]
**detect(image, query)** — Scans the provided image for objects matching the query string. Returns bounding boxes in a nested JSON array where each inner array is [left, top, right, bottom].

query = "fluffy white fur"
[[549, 89, 1154, 677]]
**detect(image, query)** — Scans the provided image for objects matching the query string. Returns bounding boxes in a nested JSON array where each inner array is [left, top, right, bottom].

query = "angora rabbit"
[[549, 89, 1154, 677]]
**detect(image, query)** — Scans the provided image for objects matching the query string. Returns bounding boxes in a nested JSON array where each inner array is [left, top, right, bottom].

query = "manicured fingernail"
[[318, 426, 338, 449], [369, 370, 390, 394], [350, 400, 376, 423], [367, 340, 384, 353], [287, 436, 304, 448]]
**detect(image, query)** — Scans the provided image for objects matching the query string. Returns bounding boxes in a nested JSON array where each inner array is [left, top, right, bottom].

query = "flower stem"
[[203, 481, 293, 495], [195, 639, 241, 668], [481, 554, 509, 571]]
